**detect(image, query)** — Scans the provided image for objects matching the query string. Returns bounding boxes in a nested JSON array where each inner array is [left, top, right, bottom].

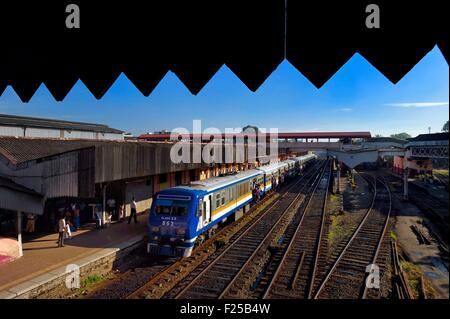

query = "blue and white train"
[[147, 153, 317, 257]]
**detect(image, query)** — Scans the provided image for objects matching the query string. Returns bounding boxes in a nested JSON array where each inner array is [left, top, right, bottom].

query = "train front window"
[[154, 199, 189, 217]]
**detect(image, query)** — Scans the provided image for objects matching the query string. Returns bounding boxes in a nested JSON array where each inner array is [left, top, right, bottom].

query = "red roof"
[[138, 131, 371, 140]]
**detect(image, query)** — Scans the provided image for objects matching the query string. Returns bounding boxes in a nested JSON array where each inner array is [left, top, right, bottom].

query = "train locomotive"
[[147, 153, 317, 257]]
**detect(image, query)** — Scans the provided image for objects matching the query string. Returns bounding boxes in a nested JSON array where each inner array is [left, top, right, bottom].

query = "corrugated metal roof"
[[0, 177, 43, 214], [408, 133, 449, 142], [0, 137, 162, 165], [0, 176, 42, 197], [0, 114, 123, 134]]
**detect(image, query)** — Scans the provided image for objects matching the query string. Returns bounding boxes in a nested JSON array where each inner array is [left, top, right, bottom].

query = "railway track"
[[384, 173, 449, 248], [126, 160, 324, 299], [260, 160, 331, 299], [166, 160, 329, 299], [313, 175, 392, 299]]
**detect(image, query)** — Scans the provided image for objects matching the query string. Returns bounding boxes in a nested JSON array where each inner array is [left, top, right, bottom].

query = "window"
[[155, 199, 189, 217], [221, 191, 226, 205], [216, 193, 221, 208]]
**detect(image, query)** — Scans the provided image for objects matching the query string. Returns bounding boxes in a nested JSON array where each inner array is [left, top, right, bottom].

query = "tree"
[[443, 121, 449, 132], [390, 132, 411, 140], [375, 134, 383, 137]]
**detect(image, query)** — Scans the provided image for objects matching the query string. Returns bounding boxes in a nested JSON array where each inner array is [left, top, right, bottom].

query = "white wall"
[[26, 128, 61, 138], [0, 126, 24, 137], [0, 126, 123, 140], [64, 130, 96, 139]]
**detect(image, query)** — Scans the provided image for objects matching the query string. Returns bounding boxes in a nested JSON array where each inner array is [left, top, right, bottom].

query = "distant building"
[[0, 114, 124, 140], [362, 137, 408, 149], [123, 133, 137, 140]]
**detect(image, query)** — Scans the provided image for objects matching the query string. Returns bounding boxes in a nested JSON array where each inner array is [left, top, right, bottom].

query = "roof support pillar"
[[16, 211, 23, 257], [101, 183, 111, 226]]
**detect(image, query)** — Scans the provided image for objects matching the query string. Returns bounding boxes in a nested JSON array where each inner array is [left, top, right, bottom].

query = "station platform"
[[0, 212, 148, 299]]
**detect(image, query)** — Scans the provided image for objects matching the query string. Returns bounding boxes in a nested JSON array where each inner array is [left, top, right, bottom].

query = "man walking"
[[57, 214, 66, 247], [128, 197, 138, 224]]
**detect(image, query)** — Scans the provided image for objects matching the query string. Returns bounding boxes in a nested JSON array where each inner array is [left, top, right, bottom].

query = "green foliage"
[[328, 214, 353, 246], [82, 274, 103, 286], [390, 132, 412, 140], [389, 231, 397, 241], [399, 261, 422, 298], [442, 120, 449, 132]]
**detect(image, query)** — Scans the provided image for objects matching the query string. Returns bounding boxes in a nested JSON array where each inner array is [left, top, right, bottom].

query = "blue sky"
[[0, 46, 448, 137]]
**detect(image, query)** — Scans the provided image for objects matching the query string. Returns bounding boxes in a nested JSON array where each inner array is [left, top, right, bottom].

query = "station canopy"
[[0, 0, 447, 102]]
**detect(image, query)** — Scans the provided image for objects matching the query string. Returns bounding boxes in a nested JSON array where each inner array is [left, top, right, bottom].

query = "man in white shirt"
[[128, 197, 138, 224]]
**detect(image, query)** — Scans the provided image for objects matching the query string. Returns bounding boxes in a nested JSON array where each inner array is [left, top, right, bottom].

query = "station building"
[[392, 133, 449, 176], [0, 113, 125, 140]]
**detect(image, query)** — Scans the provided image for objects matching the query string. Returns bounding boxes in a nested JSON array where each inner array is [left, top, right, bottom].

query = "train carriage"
[[257, 161, 286, 193], [148, 169, 261, 257], [147, 154, 317, 257], [284, 159, 297, 178]]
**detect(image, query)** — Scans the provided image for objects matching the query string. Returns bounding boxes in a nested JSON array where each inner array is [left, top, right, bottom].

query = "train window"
[[216, 193, 221, 207], [221, 191, 225, 205], [156, 205, 171, 215], [172, 205, 188, 217], [154, 199, 189, 217]]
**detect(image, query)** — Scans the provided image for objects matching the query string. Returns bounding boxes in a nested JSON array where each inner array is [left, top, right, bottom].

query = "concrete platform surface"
[[0, 213, 148, 298]]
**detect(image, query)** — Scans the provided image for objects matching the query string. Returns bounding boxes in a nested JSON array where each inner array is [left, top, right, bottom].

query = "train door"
[[202, 194, 212, 226]]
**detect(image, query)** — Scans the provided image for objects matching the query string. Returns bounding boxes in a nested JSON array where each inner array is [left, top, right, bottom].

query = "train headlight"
[[176, 228, 186, 236], [153, 236, 159, 241], [151, 226, 160, 233]]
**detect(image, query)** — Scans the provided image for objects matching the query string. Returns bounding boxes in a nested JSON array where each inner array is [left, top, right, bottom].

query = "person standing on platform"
[[128, 197, 138, 224], [57, 214, 66, 247], [72, 203, 80, 231], [64, 215, 72, 240], [25, 213, 36, 233]]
